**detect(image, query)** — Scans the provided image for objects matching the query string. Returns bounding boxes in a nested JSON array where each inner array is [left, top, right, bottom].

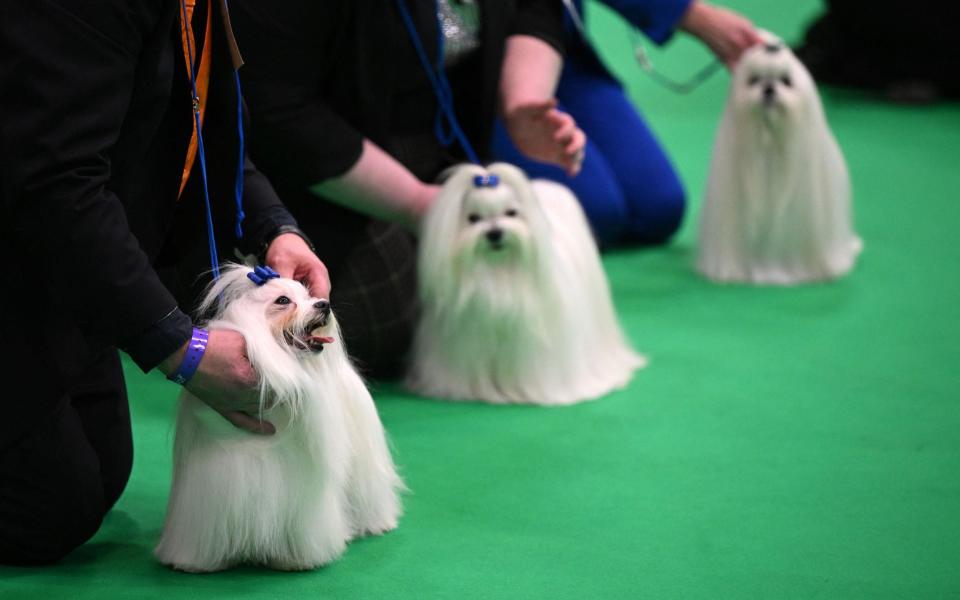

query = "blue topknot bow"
[[247, 265, 280, 286], [473, 173, 499, 188]]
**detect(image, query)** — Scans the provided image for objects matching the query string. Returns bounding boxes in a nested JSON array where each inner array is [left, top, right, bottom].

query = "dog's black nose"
[[486, 228, 504, 244], [314, 300, 330, 313], [763, 84, 775, 99]]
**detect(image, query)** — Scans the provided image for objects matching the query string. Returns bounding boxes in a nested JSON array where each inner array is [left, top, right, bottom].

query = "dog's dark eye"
[[504, 208, 518, 218], [780, 75, 792, 88], [748, 75, 762, 86], [274, 296, 291, 306], [467, 213, 482, 224]]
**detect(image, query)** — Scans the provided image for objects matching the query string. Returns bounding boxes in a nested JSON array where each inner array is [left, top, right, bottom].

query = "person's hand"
[[679, 0, 763, 69], [265, 232, 331, 299], [503, 99, 586, 177], [160, 329, 275, 435]]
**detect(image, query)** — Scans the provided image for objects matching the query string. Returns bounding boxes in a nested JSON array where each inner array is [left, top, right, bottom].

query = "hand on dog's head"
[[731, 32, 815, 124], [199, 264, 336, 357]]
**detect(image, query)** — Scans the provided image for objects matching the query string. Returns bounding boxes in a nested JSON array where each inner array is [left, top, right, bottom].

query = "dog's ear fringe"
[[194, 263, 256, 322]]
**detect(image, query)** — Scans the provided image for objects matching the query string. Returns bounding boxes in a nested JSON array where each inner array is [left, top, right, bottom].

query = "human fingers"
[[564, 130, 586, 177], [552, 116, 576, 145], [301, 259, 331, 300], [223, 410, 276, 435], [510, 98, 557, 120]]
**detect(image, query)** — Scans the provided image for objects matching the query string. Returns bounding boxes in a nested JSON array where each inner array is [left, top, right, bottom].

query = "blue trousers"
[[491, 62, 686, 247]]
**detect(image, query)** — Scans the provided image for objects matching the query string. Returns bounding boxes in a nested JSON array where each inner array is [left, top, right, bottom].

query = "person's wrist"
[[259, 224, 316, 262], [679, 0, 708, 35], [162, 327, 210, 385]]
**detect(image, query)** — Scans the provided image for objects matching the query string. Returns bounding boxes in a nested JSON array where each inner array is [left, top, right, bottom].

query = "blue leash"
[[232, 69, 246, 239], [178, 0, 246, 280], [394, 0, 481, 165]]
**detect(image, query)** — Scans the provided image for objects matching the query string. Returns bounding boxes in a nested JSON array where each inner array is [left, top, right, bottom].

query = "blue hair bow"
[[473, 173, 499, 188], [247, 265, 280, 286]]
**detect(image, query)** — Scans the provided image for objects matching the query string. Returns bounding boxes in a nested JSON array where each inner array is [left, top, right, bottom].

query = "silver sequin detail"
[[438, 0, 480, 67]]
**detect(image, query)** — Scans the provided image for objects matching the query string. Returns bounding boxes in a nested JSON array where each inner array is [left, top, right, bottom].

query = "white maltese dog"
[[406, 163, 645, 405], [155, 265, 403, 572], [697, 33, 862, 284]]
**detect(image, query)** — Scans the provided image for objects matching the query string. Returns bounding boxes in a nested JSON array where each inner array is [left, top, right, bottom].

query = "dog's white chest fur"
[[155, 266, 403, 572], [697, 35, 862, 285], [406, 164, 645, 405]]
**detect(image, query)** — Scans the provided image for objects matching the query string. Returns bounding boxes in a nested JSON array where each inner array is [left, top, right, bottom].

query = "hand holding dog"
[[265, 232, 331, 299], [680, 0, 762, 68], [160, 330, 275, 435]]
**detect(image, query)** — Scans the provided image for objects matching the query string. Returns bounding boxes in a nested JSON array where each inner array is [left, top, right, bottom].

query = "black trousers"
[[0, 350, 132, 565]]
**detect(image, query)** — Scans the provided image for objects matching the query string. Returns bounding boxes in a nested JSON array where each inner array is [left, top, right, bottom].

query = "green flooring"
[[3, 1, 959, 598]]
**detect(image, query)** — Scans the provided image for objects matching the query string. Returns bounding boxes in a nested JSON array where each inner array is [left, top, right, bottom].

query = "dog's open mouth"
[[283, 319, 334, 353]]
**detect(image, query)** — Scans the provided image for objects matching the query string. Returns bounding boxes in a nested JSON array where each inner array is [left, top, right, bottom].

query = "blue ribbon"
[[247, 265, 280, 286], [473, 173, 499, 188]]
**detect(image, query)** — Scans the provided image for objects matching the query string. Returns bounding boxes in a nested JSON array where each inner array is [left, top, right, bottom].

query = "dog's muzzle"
[[284, 301, 334, 353], [485, 228, 505, 250], [762, 84, 776, 104]]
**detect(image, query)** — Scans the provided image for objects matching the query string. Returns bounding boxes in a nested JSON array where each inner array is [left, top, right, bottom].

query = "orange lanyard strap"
[[178, 0, 214, 199]]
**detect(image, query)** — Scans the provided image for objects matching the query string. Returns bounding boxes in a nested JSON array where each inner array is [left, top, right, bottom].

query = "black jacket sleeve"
[[0, 0, 191, 371], [231, 0, 365, 189], [511, 0, 565, 54], [235, 152, 301, 257]]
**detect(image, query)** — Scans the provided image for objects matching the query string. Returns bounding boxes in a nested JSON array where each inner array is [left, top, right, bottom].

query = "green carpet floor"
[[3, 1, 959, 598]]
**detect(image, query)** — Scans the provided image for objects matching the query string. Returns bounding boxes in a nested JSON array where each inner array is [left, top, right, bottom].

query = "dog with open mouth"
[[155, 264, 403, 572], [697, 32, 862, 284]]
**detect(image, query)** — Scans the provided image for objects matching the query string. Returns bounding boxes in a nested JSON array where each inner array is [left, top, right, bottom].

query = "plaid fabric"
[[329, 221, 419, 378]]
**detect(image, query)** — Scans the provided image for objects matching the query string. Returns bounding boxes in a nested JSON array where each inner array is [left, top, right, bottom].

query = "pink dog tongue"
[[307, 336, 334, 345]]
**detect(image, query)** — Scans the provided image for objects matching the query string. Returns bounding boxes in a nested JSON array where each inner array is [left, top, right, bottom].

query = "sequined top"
[[438, 0, 481, 67]]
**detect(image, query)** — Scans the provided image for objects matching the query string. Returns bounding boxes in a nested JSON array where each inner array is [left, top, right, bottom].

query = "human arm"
[[0, 1, 308, 434], [310, 140, 439, 231], [238, 153, 331, 298], [0, 0, 193, 373], [230, 1, 438, 227], [678, 0, 762, 68], [598, 0, 760, 67], [500, 2, 586, 176], [500, 36, 585, 177]]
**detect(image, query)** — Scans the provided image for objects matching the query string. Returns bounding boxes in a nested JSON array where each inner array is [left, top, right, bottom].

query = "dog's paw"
[[266, 558, 326, 572], [163, 560, 234, 574], [355, 517, 399, 538]]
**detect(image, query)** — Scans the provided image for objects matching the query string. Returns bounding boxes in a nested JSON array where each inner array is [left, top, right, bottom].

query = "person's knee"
[[2, 479, 107, 565], [567, 172, 629, 247], [624, 177, 687, 245], [580, 195, 629, 247], [645, 188, 687, 244]]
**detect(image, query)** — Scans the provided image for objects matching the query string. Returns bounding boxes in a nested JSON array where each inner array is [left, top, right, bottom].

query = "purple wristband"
[[167, 327, 209, 385]]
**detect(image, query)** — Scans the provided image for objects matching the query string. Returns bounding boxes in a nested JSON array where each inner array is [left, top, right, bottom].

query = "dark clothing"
[[0, 0, 300, 563], [796, 0, 960, 100], [231, 0, 562, 187], [0, 0, 297, 443], [492, 0, 690, 246], [329, 222, 419, 377], [563, 0, 691, 75], [492, 62, 685, 246], [0, 351, 131, 565], [230, 0, 562, 374]]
